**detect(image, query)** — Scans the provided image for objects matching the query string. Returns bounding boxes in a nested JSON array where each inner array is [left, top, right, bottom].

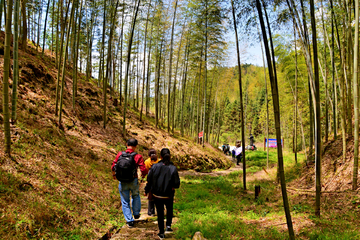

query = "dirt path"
[[179, 156, 274, 182], [109, 157, 275, 240]]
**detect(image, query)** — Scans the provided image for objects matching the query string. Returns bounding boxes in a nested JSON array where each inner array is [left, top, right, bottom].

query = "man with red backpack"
[[111, 138, 148, 228]]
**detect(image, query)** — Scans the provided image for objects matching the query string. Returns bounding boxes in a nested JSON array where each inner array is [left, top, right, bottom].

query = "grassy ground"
[[173, 149, 360, 240]]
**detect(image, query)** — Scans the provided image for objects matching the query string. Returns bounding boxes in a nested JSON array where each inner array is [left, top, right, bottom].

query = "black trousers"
[[154, 197, 173, 234], [148, 199, 155, 215], [236, 154, 242, 165]]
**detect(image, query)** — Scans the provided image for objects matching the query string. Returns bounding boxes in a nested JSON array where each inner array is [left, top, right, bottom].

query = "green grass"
[[174, 150, 360, 240], [174, 174, 287, 240]]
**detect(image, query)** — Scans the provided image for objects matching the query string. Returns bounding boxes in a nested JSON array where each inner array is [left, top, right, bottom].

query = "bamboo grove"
[[1, 0, 359, 233]]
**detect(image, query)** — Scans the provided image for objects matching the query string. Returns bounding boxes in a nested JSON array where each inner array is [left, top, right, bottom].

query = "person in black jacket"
[[145, 148, 180, 239]]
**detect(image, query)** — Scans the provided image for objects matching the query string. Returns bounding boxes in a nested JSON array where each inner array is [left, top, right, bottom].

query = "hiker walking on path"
[[234, 140, 243, 165], [111, 138, 148, 228], [144, 148, 160, 216], [145, 148, 180, 239]]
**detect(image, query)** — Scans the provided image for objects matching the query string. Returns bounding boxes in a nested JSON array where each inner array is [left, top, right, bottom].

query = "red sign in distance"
[[198, 131, 203, 138]]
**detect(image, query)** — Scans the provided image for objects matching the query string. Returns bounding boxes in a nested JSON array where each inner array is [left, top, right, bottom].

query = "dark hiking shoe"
[[165, 226, 173, 232], [134, 214, 140, 219], [157, 233, 165, 239], [126, 221, 134, 228]]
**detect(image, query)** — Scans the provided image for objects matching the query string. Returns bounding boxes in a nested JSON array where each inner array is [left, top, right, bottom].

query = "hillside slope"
[[0, 32, 231, 239], [291, 136, 360, 192]]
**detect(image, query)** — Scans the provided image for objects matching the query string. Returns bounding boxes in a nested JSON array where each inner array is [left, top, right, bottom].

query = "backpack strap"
[[130, 152, 138, 163]]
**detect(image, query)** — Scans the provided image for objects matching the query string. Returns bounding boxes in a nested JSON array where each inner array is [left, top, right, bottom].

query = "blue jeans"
[[118, 178, 141, 223]]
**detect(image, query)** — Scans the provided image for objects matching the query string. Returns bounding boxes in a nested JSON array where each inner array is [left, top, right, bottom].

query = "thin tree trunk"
[[331, 0, 346, 160], [58, 0, 76, 126], [294, 21, 298, 164], [0, 0, 4, 29], [146, 6, 157, 116], [11, 0, 20, 124], [55, 0, 61, 66], [140, 0, 152, 122], [36, 3, 42, 51], [2, 0, 12, 155], [104, 0, 120, 129], [331, 6, 337, 139], [321, 0, 328, 142], [256, 0, 295, 238], [51, 0, 54, 53], [352, 0, 359, 190], [74, 0, 83, 97], [99, 0, 106, 87], [42, 0, 51, 57], [167, 0, 178, 133], [119, 0, 125, 105], [231, 0, 246, 190], [155, 38, 164, 128], [286, 72, 308, 160], [55, 1, 70, 116], [122, 0, 141, 135], [21, 0, 27, 52], [256, 14, 269, 168], [310, 0, 322, 217], [172, 21, 186, 134], [181, 40, 190, 137], [202, 0, 208, 146]]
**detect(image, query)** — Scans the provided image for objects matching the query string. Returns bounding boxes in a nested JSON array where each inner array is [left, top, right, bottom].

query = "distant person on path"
[[234, 140, 243, 165], [144, 148, 160, 216], [223, 144, 230, 155], [145, 148, 180, 239], [111, 138, 147, 228], [249, 134, 255, 146], [222, 143, 226, 154]]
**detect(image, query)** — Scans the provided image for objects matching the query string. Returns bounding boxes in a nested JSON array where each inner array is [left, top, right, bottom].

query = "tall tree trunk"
[[2, 0, 12, 155], [167, 0, 178, 133], [256, 14, 269, 168], [321, 0, 328, 142], [11, 0, 20, 124], [103, 0, 119, 129], [51, 0, 54, 53], [172, 22, 186, 134], [331, 0, 346, 161], [196, 54, 203, 142], [58, 0, 76, 126], [55, 0, 61, 66], [42, 0, 51, 57], [36, 3, 42, 51], [310, 0, 322, 217], [155, 38, 164, 128], [55, 1, 70, 116], [352, 0, 359, 191], [21, 0, 27, 52], [294, 21, 298, 164], [146, 6, 157, 116], [0, 0, 4, 30], [231, 0, 246, 190], [140, 0, 152, 122], [331, 4, 337, 139], [99, 0, 106, 87], [202, 0, 208, 146], [256, 0, 295, 238], [119, 0, 125, 105], [72, 5, 78, 109], [181, 41, 190, 137], [74, 0, 83, 99], [122, 0, 141, 135]]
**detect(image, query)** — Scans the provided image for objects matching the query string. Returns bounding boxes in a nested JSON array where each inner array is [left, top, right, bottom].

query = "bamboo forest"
[[0, 0, 359, 239]]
